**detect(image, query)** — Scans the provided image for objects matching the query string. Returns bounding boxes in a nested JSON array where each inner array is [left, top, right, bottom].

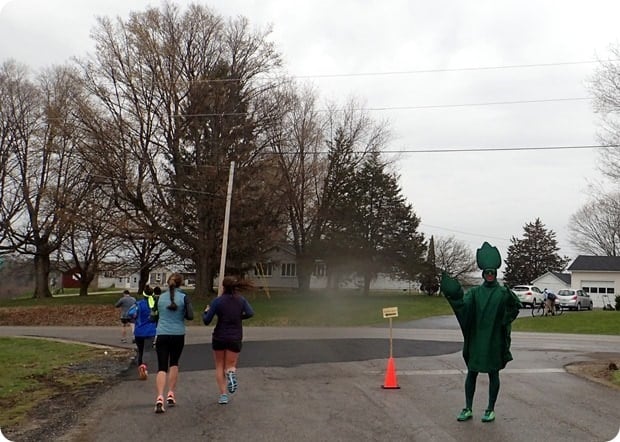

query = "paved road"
[[1, 320, 620, 442]]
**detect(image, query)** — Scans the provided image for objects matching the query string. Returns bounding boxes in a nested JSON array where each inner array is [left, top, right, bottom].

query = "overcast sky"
[[1, 0, 619, 269]]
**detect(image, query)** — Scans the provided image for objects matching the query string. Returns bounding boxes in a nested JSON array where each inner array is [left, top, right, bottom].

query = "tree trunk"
[[195, 253, 215, 296], [33, 253, 52, 298], [138, 267, 151, 297], [79, 283, 89, 297], [362, 273, 371, 296], [296, 255, 314, 292]]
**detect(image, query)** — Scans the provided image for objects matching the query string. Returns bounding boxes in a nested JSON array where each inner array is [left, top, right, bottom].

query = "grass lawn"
[[0, 337, 126, 430], [512, 310, 620, 335], [2, 289, 620, 333]]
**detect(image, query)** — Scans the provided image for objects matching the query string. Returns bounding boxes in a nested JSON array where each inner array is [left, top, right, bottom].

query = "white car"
[[511, 285, 544, 308]]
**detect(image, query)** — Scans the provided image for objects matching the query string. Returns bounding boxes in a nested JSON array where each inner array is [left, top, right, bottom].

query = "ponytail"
[[166, 273, 183, 311]]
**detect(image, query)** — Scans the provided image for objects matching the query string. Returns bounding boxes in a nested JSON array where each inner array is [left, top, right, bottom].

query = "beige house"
[[567, 256, 620, 308], [250, 243, 415, 291]]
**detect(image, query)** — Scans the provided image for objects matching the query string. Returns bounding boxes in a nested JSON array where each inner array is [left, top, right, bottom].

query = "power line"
[[263, 144, 616, 155], [378, 144, 614, 154], [365, 97, 591, 111], [421, 223, 510, 242], [85, 59, 620, 87], [174, 97, 591, 118], [292, 60, 616, 79]]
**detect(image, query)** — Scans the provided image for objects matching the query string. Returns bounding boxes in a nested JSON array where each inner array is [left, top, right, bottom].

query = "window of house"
[[607, 288, 615, 294], [313, 262, 326, 277], [281, 263, 296, 277], [254, 262, 273, 277], [583, 287, 590, 293]]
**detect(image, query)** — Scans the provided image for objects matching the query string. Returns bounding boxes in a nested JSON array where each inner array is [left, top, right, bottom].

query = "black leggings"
[[135, 336, 155, 366], [465, 370, 500, 411], [155, 335, 185, 373]]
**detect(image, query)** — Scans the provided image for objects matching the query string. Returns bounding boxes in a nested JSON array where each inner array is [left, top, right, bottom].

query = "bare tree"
[[60, 190, 123, 296], [589, 46, 620, 182], [0, 61, 87, 298], [265, 83, 324, 290], [568, 191, 620, 256], [267, 85, 391, 290], [435, 235, 478, 280], [75, 3, 284, 294]]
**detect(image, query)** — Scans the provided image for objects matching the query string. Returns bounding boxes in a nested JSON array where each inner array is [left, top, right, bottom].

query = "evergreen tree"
[[325, 153, 426, 295], [504, 218, 570, 286], [420, 236, 439, 295]]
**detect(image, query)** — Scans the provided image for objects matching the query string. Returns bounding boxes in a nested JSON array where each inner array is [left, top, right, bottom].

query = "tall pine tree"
[[324, 152, 426, 295], [503, 218, 569, 286], [420, 235, 439, 295]]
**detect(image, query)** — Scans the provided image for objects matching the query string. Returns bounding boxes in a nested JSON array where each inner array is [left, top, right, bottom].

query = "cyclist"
[[543, 288, 557, 316]]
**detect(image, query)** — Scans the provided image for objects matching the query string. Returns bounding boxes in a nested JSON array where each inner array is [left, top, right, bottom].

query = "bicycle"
[[531, 300, 563, 317]]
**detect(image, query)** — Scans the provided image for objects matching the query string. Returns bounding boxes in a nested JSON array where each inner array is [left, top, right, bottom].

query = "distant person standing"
[[115, 290, 137, 343], [133, 289, 157, 380], [202, 276, 255, 405], [153, 273, 194, 413]]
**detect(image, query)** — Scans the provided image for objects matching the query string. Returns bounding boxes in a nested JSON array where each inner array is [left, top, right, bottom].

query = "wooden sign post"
[[381, 306, 400, 389], [382, 306, 399, 358]]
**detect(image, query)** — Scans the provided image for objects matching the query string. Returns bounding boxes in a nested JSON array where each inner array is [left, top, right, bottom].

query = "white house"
[[567, 256, 620, 308], [531, 271, 571, 294]]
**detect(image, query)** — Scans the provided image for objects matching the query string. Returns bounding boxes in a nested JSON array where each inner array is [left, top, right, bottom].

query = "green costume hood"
[[476, 242, 501, 286], [476, 242, 501, 270]]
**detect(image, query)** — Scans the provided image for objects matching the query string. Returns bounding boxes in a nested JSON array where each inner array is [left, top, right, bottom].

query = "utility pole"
[[218, 161, 235, 295]]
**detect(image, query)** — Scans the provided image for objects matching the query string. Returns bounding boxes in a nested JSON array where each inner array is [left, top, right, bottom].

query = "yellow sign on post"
[[382, 306, 399, 318]]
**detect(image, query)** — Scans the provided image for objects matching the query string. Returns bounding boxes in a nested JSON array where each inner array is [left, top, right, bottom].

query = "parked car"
[[511, 285, 544, 308], [556, 289, 593, 311]]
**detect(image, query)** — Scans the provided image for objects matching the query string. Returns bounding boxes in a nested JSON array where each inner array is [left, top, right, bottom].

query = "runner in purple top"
[[202, 276, 254, 405]]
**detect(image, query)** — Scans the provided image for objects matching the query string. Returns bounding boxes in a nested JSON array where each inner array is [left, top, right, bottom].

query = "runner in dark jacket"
[[202, 276, 254, 405]]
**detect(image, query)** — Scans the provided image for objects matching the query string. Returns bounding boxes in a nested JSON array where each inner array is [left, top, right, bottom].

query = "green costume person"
[[440, 242, 521, 423]]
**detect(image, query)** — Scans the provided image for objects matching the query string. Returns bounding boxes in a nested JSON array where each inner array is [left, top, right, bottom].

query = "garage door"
[[582, 281, 615, 308], [582, 281, 615, 295]]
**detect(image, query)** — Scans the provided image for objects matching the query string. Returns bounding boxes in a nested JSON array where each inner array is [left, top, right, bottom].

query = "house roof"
[[568, 256, 620, 272], [532, 271, 571, 286], [551, 271, 571, 285]]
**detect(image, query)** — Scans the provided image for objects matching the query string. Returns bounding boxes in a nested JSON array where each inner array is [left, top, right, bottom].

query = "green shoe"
[[481, 409, 495, 422], [457, 408, 473, 421]]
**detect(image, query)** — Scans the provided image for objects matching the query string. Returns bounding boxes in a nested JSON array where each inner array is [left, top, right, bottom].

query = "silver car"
[[511, 285, 544, 308], [556, 289, 593, 311]]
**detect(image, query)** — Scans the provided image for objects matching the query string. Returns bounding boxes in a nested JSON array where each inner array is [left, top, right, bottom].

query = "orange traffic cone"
[[382, 357, 400, 389]]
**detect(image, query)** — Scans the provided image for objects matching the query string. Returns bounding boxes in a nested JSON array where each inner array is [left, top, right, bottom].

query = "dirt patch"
[[2, 349, 132, 442], [565, 352, 620, 391]]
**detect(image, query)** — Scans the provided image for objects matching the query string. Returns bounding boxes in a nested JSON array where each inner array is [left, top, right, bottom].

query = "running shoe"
[[166, 392, 176, 407], [457, 408, 473, 421], [138, 364, 148, 380], [218, 394, 229, 405], [155, 396, 165, 413], [226, 370, 238, 394], [481, 409, 495, 422]]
